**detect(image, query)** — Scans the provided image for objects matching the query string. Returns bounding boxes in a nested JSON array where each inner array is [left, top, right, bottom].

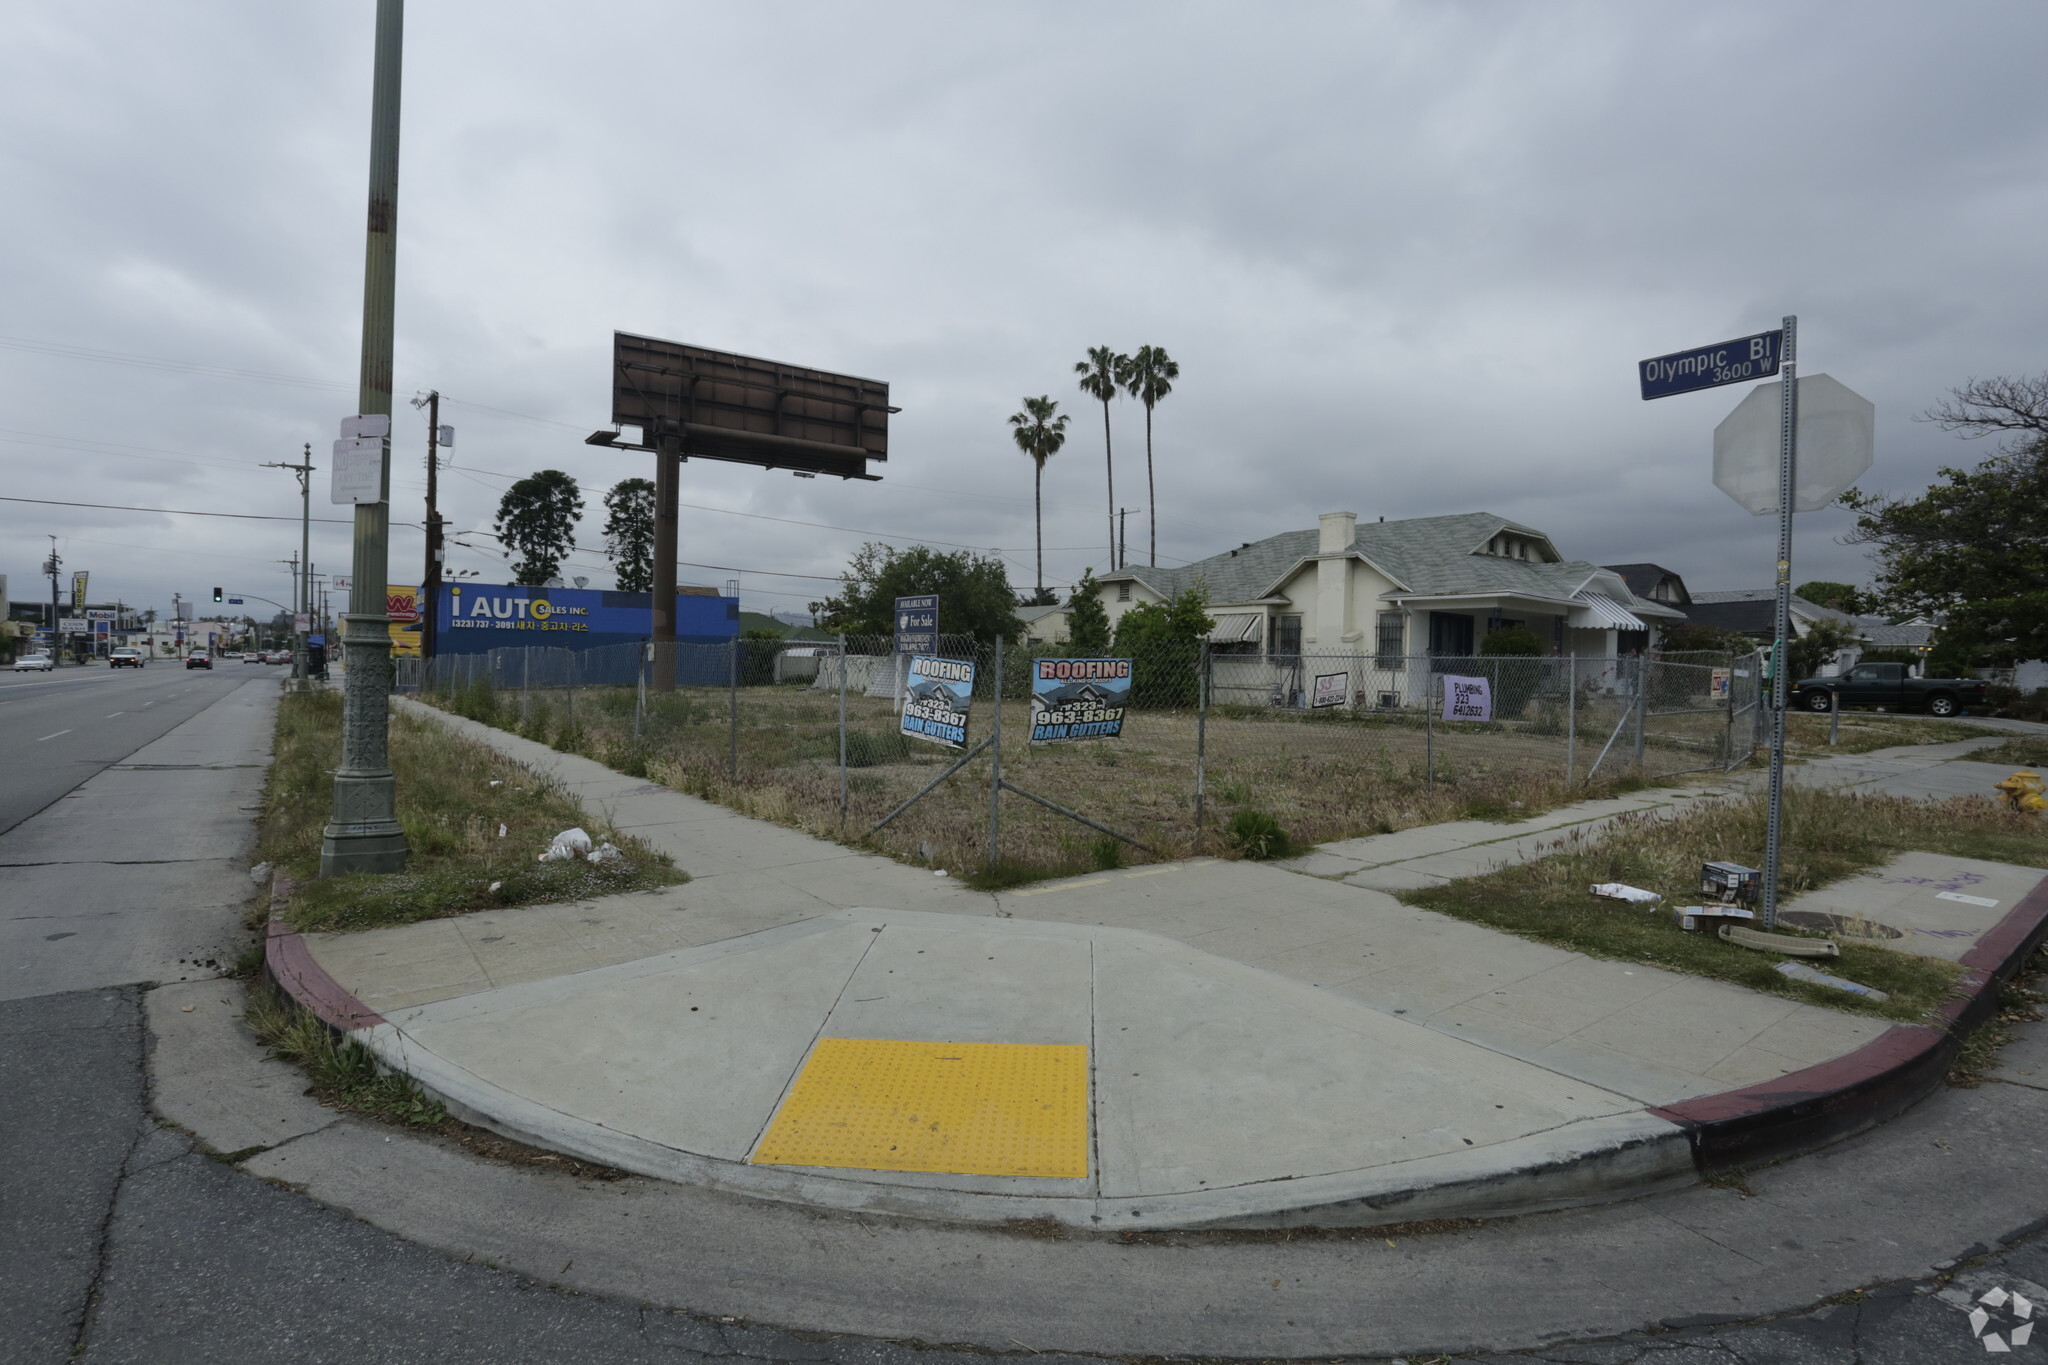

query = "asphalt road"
[[3, 678, 2046, 1363], [0, 660, 273, 835]]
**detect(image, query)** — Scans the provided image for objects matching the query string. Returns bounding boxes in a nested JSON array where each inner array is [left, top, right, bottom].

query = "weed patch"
[[1400, 787, 2045, 1021], [257, 690, 685, 932], [244, 981, 446, 1126]]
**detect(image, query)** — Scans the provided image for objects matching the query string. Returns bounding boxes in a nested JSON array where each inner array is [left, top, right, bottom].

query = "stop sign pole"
[[1639, 316, 1800, 927], [1761, 317, 1799, 930]]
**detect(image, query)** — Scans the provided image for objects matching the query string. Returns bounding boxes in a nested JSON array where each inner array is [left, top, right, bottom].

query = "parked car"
[[243, 651, 264, 663], [109, 648, 146, 669], [1789, 661, 1990, 718], [265, 650, 291, 664], [12, 653, 55, 672], [185, 652, 213, 670]]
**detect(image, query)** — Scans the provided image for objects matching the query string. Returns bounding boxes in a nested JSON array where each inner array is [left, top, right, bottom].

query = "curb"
[[257, 874, 2048, 1229], [1650, 876, 2048, 1174]]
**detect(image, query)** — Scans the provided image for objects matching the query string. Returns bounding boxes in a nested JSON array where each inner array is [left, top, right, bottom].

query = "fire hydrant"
[[1994, 770, 2046, 814]]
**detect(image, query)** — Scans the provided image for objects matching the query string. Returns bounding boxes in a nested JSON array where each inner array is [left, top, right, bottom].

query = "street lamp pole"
[[321, 0, 409, 876]]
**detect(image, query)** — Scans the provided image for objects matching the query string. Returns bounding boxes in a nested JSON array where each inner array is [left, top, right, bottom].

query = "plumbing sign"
[[1442, 675, 1493, 722]]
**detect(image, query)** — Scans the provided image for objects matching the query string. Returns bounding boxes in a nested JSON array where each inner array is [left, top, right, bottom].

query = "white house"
[[1086, 511, 1679, 706]]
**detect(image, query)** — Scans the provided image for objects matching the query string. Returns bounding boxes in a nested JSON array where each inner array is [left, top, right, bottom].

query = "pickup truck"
[[1789, 661, 1988, 718]]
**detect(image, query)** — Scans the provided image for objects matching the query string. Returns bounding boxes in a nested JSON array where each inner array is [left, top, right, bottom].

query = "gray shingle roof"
[[1106, 512, 1605, 607]]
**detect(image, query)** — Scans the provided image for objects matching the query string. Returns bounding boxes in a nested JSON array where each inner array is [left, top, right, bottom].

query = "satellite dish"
[[572, 576, 588, 589]]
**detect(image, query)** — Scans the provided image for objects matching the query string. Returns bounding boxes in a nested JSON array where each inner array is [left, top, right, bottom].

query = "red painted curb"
[[1651, 873, 2048, 1173], [264, 918, 386, 1032]]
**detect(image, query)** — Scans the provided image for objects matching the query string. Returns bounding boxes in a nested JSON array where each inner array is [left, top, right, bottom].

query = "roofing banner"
[[1029, 657, 1131, 743], [901, 655, 975, 749]]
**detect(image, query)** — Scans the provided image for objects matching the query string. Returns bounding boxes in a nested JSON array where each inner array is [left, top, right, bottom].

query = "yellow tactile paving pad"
[[751, 1038, 1090, 1178]]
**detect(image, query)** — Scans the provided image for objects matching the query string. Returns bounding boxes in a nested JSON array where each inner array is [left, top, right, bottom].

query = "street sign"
[[294, 614, 311, 632], [1713, 374, 1874, 516], [85, 608, 116, 620], [331, 437, 386, 504], [228, 598, 244, 605], [1639, 330, 1783, 400], [893, 594, 937, 654], [59, 617, 87, 632], [340, 414, 390, 440]]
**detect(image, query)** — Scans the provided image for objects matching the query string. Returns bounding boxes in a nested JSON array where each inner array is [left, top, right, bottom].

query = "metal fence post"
[[837, 633, 848, 832], [1829, 687, 1840, 746], [728, 637, 739, 781], [634, 639, 647, 743], [1193, 642, 1210, 839], [1565, 654, 1577, 785], [1631, 658, 1647, 769], [1425, 664, 1435, 788], [521, 649, 530, 727], [987, 635, 1003, 871]]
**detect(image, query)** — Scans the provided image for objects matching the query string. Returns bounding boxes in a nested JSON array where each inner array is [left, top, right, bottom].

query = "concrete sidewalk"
[[275, 701, 2048, 1230]]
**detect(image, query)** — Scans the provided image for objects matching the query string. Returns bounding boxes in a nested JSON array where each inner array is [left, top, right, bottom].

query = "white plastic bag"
[[539, 827, 593, 863], [587, 842, 624, 865], [1591, 882, 1662, 905]]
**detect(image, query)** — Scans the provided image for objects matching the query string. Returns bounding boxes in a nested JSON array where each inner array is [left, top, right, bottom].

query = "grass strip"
[[1398, 787, 2048, 1022], [258, 689, 686, 933], [244, 979, 447, 1126], [1972, 735, 2048, 770]]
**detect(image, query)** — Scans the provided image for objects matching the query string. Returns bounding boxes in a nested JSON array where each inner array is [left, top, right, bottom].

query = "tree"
[[1787, 618, 1860, 682], [1064, 570, 1112, 655], [494, 470, 584, 586], [1007, 395, 1070, 599], [1075, 346, 1130, 569], [1655, 621, 1755, 656], [1120, 344, 1179, 568], [1841, 372, 2048, 665], [602, 477, 656, 593], [1112, 582, 1214, 708], [813, 543, 1021, 643], [1794, 581, 1865, 614]]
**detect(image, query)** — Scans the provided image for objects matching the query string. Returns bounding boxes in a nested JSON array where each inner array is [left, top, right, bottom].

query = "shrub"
[[1226, 809, 1292, 860], [1479, 625, 1544, 719]]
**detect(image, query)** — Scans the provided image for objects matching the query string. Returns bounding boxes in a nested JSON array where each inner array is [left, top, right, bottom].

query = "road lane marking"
[[37, 730, 73, 741], [106, 712, 125, 718], [1008, 878, 1112, 898]]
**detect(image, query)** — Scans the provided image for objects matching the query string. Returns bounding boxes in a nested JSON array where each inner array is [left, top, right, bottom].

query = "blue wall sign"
[[436, 585, 738, 656], [1639, 329, 1783, 400]]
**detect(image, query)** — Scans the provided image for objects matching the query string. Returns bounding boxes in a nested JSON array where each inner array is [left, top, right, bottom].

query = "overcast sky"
[[6, 1, 2046, 625]]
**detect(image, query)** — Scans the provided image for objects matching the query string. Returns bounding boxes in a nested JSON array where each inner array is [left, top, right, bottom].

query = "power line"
[[0, 493, 420, 529]]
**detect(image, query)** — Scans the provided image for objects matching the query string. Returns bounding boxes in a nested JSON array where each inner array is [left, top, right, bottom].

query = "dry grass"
[[430, 680, 1679, 884], [258, 689, 685, 932], [1972, 734, 2048, 769], [1401, 787, 2047, 1020], [1780, 711, 2008, 756]]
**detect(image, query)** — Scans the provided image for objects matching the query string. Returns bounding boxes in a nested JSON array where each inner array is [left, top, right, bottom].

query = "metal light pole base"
[[318, 610, 409, 876]]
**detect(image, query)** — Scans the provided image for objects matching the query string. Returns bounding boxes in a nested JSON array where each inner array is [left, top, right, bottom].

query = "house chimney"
[[1319, 511, 1357, 554]]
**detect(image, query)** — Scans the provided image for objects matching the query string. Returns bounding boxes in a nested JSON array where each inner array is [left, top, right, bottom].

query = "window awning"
[[1569, 594, 1649, 631], [1207, 613, 1262, 643]]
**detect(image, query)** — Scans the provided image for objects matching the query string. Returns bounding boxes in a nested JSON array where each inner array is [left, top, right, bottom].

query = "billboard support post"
[[987, 635, 1004, 871], [651, 436, 679, 692]]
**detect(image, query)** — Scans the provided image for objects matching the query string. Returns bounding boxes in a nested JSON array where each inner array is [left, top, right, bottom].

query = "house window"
[[1375, 611, 1405, 670], [1428, 611, 1474, 660], [1116, 583, 1131, 602], [1272, 614, 1303, 658]]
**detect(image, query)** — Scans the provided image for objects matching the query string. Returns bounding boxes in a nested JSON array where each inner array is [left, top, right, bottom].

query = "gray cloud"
[[6, 0, 2045, 620]]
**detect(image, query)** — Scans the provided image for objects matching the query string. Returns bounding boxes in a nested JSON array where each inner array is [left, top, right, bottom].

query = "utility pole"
[[262, 446, 315, 689], [321, 0, 409, 876], [1117, 507, 1130, 572], [417, 389, 444, 661], [43, 537, 60, 665], [651, 431, 679, 692]]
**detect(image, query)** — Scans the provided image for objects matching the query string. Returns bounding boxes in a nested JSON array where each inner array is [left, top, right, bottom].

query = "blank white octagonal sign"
[[1713, 374, 1875, 516]]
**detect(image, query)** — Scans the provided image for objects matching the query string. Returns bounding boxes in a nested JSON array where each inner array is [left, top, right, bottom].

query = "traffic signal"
[[212, 587, 222, 602]]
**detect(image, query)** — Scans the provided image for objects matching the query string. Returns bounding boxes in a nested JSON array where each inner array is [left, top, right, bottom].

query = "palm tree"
[[1009, 395, 1071, 599], [1121, 345, 1179, 567], [1074, 346, 1130, 568]]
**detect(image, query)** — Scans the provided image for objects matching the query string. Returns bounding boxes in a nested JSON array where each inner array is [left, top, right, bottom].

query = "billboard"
[[1028, 658, 1131, 743], [435, 584, 738, 656], [387, 584, 420, 624], [601, 332, 890, 481], [901, 656, 975, 749]]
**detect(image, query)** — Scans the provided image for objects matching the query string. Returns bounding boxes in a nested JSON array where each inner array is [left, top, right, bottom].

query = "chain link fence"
[[398, 640, 1762, 877]]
